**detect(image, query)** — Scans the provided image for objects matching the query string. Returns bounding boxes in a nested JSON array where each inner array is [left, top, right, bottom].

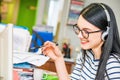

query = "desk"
[[37, 58, 75, 74]]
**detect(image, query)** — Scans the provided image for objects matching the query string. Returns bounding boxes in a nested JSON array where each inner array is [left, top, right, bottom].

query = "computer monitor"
[[0, 24, 13, 80]]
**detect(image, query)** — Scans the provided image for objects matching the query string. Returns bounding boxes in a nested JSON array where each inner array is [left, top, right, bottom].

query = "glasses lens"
[[73, 24, 89, 39], [73, 25, 80, 35], [81, 30, 89, 39]]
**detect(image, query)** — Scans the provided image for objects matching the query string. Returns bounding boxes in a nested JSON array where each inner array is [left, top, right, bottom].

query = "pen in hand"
[[30, 42, 58, 50], [30, 42, 58, 55]]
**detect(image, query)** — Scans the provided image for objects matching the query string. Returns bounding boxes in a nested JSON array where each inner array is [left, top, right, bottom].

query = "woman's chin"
[[81, 46, 90, 50]]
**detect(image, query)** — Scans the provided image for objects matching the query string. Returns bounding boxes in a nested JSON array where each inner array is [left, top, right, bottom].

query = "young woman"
[[42, 3, 120, 80]]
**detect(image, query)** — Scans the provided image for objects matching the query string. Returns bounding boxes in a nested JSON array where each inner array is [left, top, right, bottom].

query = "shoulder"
[[106, 54, 120, 79], [107, 54, 120, 66]]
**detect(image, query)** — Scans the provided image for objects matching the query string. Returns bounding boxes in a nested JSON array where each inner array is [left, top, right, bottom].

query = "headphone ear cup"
[[102, 32, 108, 41], [102, 27, 109, 41]]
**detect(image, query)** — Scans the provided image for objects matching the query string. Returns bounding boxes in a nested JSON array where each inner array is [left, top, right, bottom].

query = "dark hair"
[[80, 3, 120, 80]]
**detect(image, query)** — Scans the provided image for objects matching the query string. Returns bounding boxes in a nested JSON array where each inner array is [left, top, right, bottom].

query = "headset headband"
[[99, 3, 111, 22]]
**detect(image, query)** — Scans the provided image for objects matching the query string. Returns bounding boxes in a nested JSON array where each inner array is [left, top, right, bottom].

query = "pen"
[[30, 42, 58, 50]]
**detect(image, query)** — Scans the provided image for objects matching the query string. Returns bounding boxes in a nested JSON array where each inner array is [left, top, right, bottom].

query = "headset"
[[99, 3, 111, 41], [102, 26, 110, 41]]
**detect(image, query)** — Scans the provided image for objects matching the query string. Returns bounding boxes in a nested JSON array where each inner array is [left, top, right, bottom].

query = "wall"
[[85, 0, 120, 31], [58, 0, 120, 58], [36, 0, 64, 36], [16, 0, 38, 34], [1, 0, 17, 23]]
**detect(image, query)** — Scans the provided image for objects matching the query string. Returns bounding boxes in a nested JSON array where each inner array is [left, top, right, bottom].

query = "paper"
[[0, 24, 32, 52], [13, 28, 32, 52], [13, 51, 49, 66], [34, 68, 44, 80]]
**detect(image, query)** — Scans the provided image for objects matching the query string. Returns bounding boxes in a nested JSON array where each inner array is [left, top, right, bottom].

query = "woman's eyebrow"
[[77, 24, 93, 31], [82, 27, 93, 31]]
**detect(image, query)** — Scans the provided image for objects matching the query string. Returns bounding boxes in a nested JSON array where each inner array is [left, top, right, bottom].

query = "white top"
[[70, 50, 120, 80]]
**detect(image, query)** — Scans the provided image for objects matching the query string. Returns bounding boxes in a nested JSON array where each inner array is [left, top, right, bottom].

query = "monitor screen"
[[0, 24, 13, 80]]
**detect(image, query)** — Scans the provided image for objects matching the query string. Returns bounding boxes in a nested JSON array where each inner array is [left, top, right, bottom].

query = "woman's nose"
[[77, 32, 84, 38]]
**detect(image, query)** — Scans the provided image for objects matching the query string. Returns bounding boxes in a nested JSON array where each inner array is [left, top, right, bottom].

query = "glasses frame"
[[73, 24, 103, 39]]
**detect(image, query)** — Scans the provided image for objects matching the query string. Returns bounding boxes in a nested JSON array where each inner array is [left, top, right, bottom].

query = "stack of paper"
[[13, 68, 33, 80], [13, 51, 50, 67], [0, 23, 32, 52], [13, 28, 32, 52]]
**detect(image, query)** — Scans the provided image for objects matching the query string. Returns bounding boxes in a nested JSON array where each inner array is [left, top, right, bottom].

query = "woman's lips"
[[81, 41, 88, 44]]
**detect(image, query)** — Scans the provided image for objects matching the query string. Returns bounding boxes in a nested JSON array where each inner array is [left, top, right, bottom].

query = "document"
[[13, 28, 32, 52], [13, 50, 49, 66]]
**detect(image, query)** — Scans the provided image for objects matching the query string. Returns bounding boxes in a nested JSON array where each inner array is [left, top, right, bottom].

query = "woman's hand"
[[42, 41, 70, 80], [42, 41, 63, 61]]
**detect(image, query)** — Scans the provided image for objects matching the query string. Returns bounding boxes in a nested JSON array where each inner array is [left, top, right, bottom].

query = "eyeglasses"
[[73, 24, 103, 39]]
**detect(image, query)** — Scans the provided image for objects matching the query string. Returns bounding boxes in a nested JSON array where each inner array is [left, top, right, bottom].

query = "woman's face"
[[77, 15, 103, 50]]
